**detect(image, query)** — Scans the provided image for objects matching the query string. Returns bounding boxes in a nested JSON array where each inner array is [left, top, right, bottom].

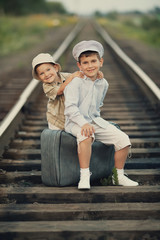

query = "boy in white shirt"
[[64, 40, 138, 189]]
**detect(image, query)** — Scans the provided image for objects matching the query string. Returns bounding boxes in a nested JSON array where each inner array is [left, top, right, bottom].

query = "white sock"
[[80, 168, 90, 175], [116, 168, 124, 178]]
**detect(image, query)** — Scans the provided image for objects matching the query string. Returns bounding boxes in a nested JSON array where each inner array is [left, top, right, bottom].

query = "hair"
[[78, 51, 100, 63], [35, 62, 61, 78]]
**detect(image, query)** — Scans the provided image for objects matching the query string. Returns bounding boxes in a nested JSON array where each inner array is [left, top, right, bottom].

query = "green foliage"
[[106, 11, 118, 20], [100, 175, 112, 186], [46, 2, 67, 14], [0, 0, 68, 15], [112, 167, 118, 185], [140, 16, 160, 46], [141, 16, 160, 30], [0, 14, 77, 56], [149, 7, 160, 14], [0, 15, 44, 55], [100, 167, 118, 186], [94, 11, 104, 18], [0, 0, 46, 15], [124, 20, 136, 27], [98, 13, 160, 48]]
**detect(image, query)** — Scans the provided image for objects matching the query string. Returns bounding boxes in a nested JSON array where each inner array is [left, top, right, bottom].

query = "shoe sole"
[[78, 186, 90, 190], [78, 188, 90, 190]]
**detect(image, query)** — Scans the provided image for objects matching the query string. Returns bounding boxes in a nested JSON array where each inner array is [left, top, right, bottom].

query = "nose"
[[88, 62, 93, 68], [45, 72, 50, 78]]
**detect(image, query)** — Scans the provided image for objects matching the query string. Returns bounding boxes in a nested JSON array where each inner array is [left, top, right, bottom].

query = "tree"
[[46, 2, 67, 14], [0, 0, 67, 15]]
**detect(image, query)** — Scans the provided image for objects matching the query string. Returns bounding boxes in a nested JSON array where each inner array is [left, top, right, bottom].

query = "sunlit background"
[[47, 0, 160, 15], [0, 0, 160, 57]]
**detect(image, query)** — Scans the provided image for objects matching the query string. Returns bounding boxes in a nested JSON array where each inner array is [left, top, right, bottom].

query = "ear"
[[100, 58, 104, 67], [53, 64, 59, 72], [77, 62, 82, 71]]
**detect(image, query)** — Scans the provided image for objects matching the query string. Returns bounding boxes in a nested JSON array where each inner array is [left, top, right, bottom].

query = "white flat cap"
[[72, 40, 104, 61], [32, 53, 61, 80]]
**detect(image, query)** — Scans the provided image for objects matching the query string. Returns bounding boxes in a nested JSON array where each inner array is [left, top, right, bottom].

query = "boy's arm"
[[64, 78, 88, 127], [57, 71, 84, 95], [100, 79, 109, 107], [43, 72, 83, 99], [43, 83, 60, 100]]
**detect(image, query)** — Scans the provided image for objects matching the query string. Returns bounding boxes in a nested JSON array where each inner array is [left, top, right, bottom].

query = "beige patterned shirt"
[[43, 72, 70, 129]]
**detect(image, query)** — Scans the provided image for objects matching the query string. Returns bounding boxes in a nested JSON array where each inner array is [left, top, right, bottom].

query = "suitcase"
[[41, 129, 115, 186]]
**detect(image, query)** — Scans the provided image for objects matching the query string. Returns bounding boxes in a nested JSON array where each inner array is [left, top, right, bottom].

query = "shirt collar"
[[84, 75, 102, 82]]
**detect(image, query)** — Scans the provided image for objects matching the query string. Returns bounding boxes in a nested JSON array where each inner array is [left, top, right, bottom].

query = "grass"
[[100, 167, 118, 186], [0, 14, 78, 57], [97, 14, 160, 48]]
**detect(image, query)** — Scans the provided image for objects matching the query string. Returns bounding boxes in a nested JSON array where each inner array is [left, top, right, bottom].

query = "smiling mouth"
[[46, 76, 52, 80]]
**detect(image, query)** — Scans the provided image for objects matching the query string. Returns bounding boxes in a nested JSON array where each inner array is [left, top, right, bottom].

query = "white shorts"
[[71, 123, 131, 152]]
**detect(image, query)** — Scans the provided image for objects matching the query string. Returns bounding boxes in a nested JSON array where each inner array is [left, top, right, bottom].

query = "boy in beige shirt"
[[32, 53, 83, 130]]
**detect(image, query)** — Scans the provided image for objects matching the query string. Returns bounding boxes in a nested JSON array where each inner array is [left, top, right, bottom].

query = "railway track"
[[0, 19, 160, 240]]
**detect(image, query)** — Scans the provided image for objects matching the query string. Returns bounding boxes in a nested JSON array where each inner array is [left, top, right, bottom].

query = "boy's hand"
[[81, 123, 95, 137], [71, 71, 84, 79], [97, 71, 104, 79], [64, 71, 84, 86]]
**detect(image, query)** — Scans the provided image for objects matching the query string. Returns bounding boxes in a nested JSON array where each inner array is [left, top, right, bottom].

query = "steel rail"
[[94, 21, 160, 103], [0, 21, 84, 138]]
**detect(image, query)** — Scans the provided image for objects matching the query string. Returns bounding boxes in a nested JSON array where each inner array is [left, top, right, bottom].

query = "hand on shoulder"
[[97, 71, 104, 79], [71, 71, 84, 79]]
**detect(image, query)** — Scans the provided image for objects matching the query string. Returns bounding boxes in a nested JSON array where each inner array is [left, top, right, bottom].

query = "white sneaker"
[[78, 172, 91, 190], [113, 174, 139, 186]]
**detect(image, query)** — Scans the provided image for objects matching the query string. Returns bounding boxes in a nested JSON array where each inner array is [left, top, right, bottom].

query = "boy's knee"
[[77, 136, 93, 154], [77, 132, 95, 145], [80, 136, 93, 145]]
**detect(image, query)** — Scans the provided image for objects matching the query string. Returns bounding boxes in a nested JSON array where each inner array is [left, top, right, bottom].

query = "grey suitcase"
[[41, 129, 115, 186]]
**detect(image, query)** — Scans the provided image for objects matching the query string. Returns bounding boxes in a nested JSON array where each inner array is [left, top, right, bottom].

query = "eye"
[[47, 68, 50, 71]]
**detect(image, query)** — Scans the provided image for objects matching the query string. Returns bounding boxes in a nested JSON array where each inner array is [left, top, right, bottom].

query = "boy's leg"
[[78, 137, 92, 189], [114, 146, 139, 186], [114, 146, 129, 169], [71, 124, 94, 189], [94, 123, 138, 186], [78, 137, 92, 169]]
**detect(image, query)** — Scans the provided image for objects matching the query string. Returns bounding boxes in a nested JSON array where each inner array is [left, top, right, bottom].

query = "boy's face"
[[77, 54, 103, 81], [36, 63, 59, 83]]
